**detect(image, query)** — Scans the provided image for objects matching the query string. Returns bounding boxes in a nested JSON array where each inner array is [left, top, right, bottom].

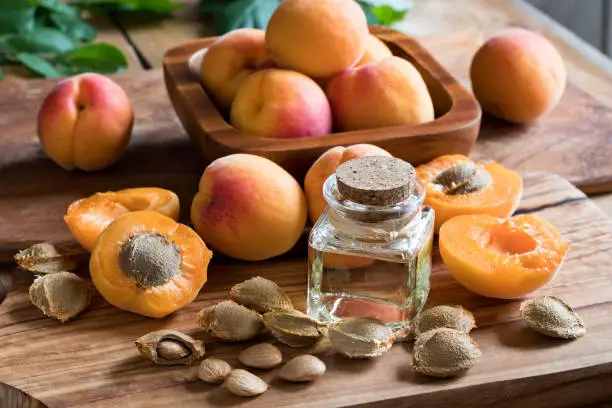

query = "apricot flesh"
[[37, 73, 133, 171], [470, 28, 567, 124], [191, 154, 307, 261], [65, 187, 179, 252], [416, 155, 523, 232], [266, 0, 369, 78], [230, 69, 332, 139], [200, 28, 272, 111], [439, 214, 570, 299], [326, 56, 434, 131], [90, 211, 211, 318]]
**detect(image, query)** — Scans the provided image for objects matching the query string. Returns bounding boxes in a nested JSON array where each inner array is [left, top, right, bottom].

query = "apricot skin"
[[470, 28, 567, 124], [191, 154, 307, 261], [37, 73, 133, 171], [266, 0, 369, 78], [200, 28, 272, 111], [326, 57, 435, 131], [230, 69, 332, 139], [305, 144, 391, 269], [355, 35, 392, 67]]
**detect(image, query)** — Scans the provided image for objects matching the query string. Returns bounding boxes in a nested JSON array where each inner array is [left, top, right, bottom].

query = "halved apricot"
[[416, 155, 523, 232], [65, 187, 180, 252], [439, 213, 570, 299], [89, 211, 212, 318]]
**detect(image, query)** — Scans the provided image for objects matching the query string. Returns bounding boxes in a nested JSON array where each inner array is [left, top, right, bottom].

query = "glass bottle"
[[307, 156, 434, 338]]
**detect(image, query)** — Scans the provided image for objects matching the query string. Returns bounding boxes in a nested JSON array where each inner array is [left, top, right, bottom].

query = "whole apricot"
[[200, 28, 272, 110], [470, 28, 566, 124], [355, 35, 392, 67], [230, 69, 332, 139], [326, 56, 434, 131], [191, 154, 307, 261], [304, 144, 392, 224], [266, 0, 369, 78], [37, 73, 133, 171]]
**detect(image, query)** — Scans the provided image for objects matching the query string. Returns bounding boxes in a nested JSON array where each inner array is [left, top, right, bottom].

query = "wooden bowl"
[[163, 26, 481, 179]]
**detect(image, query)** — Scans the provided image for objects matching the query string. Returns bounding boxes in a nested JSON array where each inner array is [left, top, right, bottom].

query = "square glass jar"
[[307, 159, 434, 338]]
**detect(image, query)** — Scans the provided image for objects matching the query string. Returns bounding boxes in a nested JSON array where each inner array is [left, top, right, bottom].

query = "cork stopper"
[[336, 156, 416, 206]]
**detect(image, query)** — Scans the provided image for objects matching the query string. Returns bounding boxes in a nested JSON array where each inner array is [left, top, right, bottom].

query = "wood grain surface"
[[163, 26, 481, 178], [0, 172, 612, 408]]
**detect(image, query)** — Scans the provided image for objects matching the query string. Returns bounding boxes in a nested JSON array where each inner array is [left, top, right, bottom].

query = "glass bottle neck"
[[323, 175, 426, 242]]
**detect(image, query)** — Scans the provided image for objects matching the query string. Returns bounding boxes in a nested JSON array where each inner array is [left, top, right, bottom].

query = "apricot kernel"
[[414, 305, 476, 336], [262, 310, 327, 347], [225, 369, 268, 397], [199, 358, 232, 384], [198, 300, 264, 341], [29, 271, 91, 322], [135, 330, 205, 365], [279, 355, 326, 382], [230, 276, 293, 313], [329, 317, 394, 358], [520, 296, 585, 339], [412, 327, 481, 378], [238, 343, 283, 369], [118, 233, 181, 288]]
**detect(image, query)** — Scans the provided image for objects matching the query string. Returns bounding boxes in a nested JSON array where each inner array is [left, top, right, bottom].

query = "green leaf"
[[358, 2, 382, 25], [73, 0, 181, 14], [33, 0, 77, 16], [0, 1, 35, 35], [0, 66, 3, 81], [15, 53, 61, 77], [204, 0, 280, 33], [8, 27, 76, 54], [371, 4, 407, 25], [49, 11, 98, 42], [61, 43, 127, 74]]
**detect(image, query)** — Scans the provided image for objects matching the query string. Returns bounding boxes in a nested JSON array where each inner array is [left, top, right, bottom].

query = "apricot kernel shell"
[[412, 327, 481, 378], [433, 162, 491, 195], [279, 355, 326, 382], [262, 310, 327, 347], [135, 330, 205, 365], [225, 369, 268, 397], [414, 305, 476, 336], [329, 317, 394, 358], [15, 242, 80, 274], [238, 343, 283, 369], [199, 358, 232, 384], [230, 276, 293, 313], [198, 300, 264, 342], [520, 296, 585, 339], [29, 271, 91, 322]]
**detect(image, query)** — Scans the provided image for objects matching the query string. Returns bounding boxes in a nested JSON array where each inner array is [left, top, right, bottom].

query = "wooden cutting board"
[[1, 172, 612, 408]]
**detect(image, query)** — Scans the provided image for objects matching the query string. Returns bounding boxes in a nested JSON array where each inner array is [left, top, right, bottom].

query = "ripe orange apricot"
[[439, 214, 570, 299], [65, 187, 179, 252], [416, 155, 523, 232], [90, 211, 212, 318]]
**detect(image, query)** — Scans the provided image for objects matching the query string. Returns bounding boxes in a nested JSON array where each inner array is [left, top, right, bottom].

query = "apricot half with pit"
[[439, 213, 570, 299], [65, 187, 179, 252], [416, 155, 523, 232], [89, 211, 212, 318]]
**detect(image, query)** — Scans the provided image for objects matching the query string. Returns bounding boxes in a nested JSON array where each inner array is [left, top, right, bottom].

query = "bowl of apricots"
[[163, 0, 482, 179]]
